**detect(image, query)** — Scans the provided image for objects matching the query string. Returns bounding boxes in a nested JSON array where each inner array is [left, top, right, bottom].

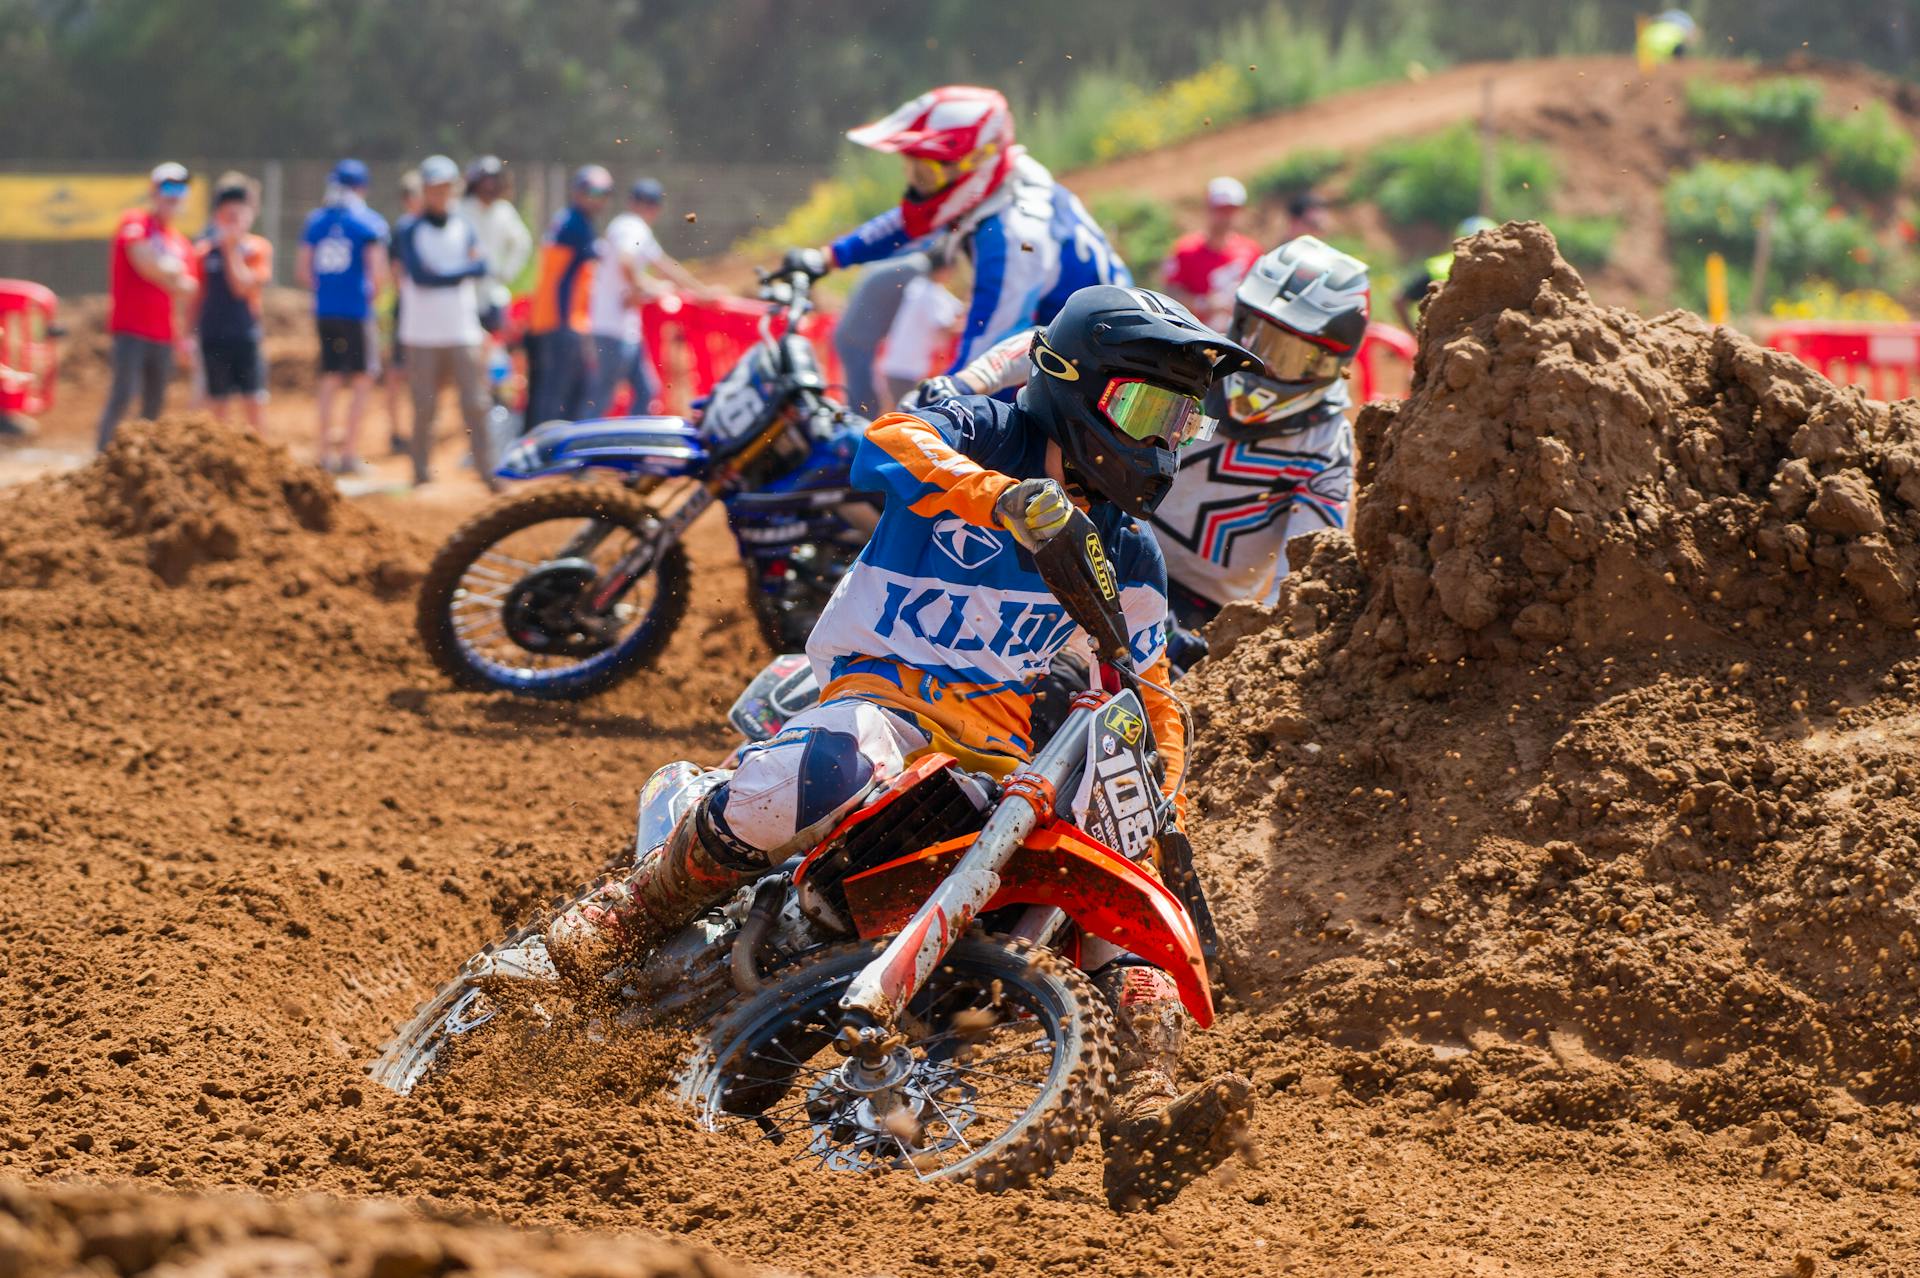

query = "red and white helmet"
[[848, 86, 1018, 239]]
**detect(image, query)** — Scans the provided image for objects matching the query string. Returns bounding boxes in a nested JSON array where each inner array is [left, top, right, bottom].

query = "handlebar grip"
[[1032, 509, 1134, 669]]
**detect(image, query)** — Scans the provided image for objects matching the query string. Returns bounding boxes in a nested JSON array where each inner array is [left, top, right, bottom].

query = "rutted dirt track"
[[6, 226, 1920, 1275]]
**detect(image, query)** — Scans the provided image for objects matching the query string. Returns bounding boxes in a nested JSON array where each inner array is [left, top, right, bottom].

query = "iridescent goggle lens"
[[1228, 310, 1347, 383], [156, 181, 190, 199], [1097, 377, 1209, 448]]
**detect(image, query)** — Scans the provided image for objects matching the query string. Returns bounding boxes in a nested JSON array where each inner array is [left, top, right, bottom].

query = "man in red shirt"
[[1158, 176, 1262, 331], [96, 163, 198, 450]]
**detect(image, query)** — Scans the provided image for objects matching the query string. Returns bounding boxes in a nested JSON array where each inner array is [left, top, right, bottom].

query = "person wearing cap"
[[190, 174, 273, 434], [581, 178, 711, 419], [299, 158, 391, 472], [393, 155, 493, 489], [1159, 176, 1263, 331], [524, 164, 611, 426], [96, 162, 198, 450], [458, 156, 531, 332]]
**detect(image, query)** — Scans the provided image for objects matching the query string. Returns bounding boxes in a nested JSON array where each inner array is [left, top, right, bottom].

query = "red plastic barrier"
[[0, 279, 58, 416], [641, 293, 842, 415], [1354, 321, 1417, 404], [1765, 322, 1920, 401]]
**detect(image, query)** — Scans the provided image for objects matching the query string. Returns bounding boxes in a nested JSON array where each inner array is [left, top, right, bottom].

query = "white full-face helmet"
[[1214, 236, 1371, 436]]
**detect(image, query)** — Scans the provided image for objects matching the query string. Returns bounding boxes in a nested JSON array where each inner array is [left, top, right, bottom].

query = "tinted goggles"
[[1096, 377, 1211, 449], [1227, 310, 1347, 383], [905, 144, 997, 196]]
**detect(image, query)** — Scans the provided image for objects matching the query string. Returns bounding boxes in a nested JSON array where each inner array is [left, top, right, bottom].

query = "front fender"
[[496, 416, 708, 481], [839, 821, 1216, 1027]]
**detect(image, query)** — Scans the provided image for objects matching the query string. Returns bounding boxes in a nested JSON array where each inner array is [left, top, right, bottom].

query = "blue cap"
[[630, 177, 665, 205], [331, 159, 370, 189], [419, 155, 460, 186]]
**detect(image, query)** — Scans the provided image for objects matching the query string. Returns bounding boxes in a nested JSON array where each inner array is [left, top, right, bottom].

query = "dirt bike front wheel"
[[416, 482, 691, 701], [679, 936, 1115, 1191]]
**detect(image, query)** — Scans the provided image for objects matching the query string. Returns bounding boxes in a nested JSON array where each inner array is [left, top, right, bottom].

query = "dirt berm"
[[1188, 221, 1920, 1147], [4, 343, 1920, 1269]]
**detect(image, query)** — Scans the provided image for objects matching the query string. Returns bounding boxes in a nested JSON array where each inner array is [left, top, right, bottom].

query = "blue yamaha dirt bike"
[[416, 264, 876, 700]]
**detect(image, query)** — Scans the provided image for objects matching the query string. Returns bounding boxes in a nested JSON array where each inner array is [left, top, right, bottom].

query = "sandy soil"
[[3, 226, 1920, 1276]]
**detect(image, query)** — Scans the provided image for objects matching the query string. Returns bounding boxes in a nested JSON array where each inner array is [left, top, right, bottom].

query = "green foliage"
[[1350, 123, 1557, 226], [1088, 194, 1180, 280], [1547, 215, 1622, 269], [1684, 77, 1826, 148], [1817, 102, 1915, 195], [1248, 149, 1346, 201], [1664, 160, 1879, 306], [738, 150, 898, 259]]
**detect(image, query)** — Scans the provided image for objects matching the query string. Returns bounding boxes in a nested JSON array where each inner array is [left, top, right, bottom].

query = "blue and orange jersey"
[[528, 205, 598, 334], [806, 395, 1184, 803]]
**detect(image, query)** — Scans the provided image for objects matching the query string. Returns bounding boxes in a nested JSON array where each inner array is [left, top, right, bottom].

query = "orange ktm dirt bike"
[[370, 511, 1220, 1189]]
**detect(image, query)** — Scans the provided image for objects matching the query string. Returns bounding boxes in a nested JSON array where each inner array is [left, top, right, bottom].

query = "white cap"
[[150, 161, 189, 186], [1206, 176, 1248, 208]]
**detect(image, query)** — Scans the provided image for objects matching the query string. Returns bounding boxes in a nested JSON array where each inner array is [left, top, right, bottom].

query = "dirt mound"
[[0, 1180, 745, 1277], [1188, 223, 1920, 1154], [0, 415, 418, 591]]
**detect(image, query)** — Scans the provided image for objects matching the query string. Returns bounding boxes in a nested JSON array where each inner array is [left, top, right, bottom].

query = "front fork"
[[834, 694, 1103, 1062]]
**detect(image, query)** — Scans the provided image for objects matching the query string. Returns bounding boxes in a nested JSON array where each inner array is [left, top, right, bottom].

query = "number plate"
[[1069, 690, 1160, 862]]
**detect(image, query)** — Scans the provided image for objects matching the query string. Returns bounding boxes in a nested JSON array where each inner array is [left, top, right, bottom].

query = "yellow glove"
[[993, 478, 1073, 553]]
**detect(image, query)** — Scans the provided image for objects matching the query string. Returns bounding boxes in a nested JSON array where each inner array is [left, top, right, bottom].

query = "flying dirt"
[[3, 224, 1919, 1275]]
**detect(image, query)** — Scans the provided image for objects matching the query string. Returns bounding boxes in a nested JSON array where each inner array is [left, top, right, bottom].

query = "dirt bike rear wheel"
[[679, 935, 1114, 1191], [366, 875, 616, 1095], [416, 482, 690, 701]]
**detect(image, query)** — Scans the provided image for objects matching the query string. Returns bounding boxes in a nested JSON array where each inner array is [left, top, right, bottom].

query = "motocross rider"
[[789, 85, 1130, 373], [548, 285, 1259, 1209], [912, 236, 1372, 656]]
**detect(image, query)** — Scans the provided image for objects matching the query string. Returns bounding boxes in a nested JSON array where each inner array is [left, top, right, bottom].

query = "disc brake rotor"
[[500, 557, 618, 656]]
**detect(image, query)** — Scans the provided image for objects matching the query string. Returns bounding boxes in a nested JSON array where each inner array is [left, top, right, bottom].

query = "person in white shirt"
[[459, 156, 532, 331], [395, 155, 494, 489], [581, 178, 712, 419], [875, 255, 964, 407]]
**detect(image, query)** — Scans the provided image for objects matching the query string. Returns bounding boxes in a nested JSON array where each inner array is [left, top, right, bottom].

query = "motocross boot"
[[545, 796, 766, 988], [1096, 964, 1252, 1212]]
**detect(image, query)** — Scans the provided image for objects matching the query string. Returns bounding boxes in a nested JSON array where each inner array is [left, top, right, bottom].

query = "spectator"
[[1286, 188, 1332, 239], [394, 154, 493, 489], [875, 255, 964, 406], [1159, 176, 1262, 330], [96, 162, 197, 450], [299, 158, 390, 473], [581, 178, 712, 420], [831, 253, 928, 416], [383, 168, 424, 454], [524, 165, 611, 426], [191, 174, 273, 434], [459, 156, 532, 333]]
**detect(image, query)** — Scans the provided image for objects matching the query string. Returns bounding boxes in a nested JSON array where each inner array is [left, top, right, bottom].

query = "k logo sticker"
[[932, 516, 1005, 570]]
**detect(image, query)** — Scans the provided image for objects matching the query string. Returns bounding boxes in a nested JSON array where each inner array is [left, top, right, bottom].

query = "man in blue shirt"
[[299, 159, 390, 473], [524, 165, 610, 426]]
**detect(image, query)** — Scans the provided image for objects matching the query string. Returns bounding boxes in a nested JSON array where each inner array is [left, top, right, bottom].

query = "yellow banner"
[[0, 174, 208, 241]]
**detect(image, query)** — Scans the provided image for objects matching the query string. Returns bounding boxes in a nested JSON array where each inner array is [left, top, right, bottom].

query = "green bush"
[[1818, 101, 1915, 195], [1089, 193, 1180, 280], [1664, 160, 1878, 304], [1547, 215, 1622, 270], [1685, 76, 1825, 147], [1351, 122, 1557, 226], [1248, 148, 1345, 201]]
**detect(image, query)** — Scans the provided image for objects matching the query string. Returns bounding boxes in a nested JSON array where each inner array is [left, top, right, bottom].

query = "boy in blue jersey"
[[298, 159, 390, 472], [549, 285, 1263, 1209], [790, 86, 1129, 376]]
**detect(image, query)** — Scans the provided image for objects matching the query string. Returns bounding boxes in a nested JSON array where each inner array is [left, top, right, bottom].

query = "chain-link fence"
[[0, 158, 824, 297]]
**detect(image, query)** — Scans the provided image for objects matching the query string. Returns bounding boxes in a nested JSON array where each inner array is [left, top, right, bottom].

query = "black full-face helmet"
[[1018, 286, 1263, 518]]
